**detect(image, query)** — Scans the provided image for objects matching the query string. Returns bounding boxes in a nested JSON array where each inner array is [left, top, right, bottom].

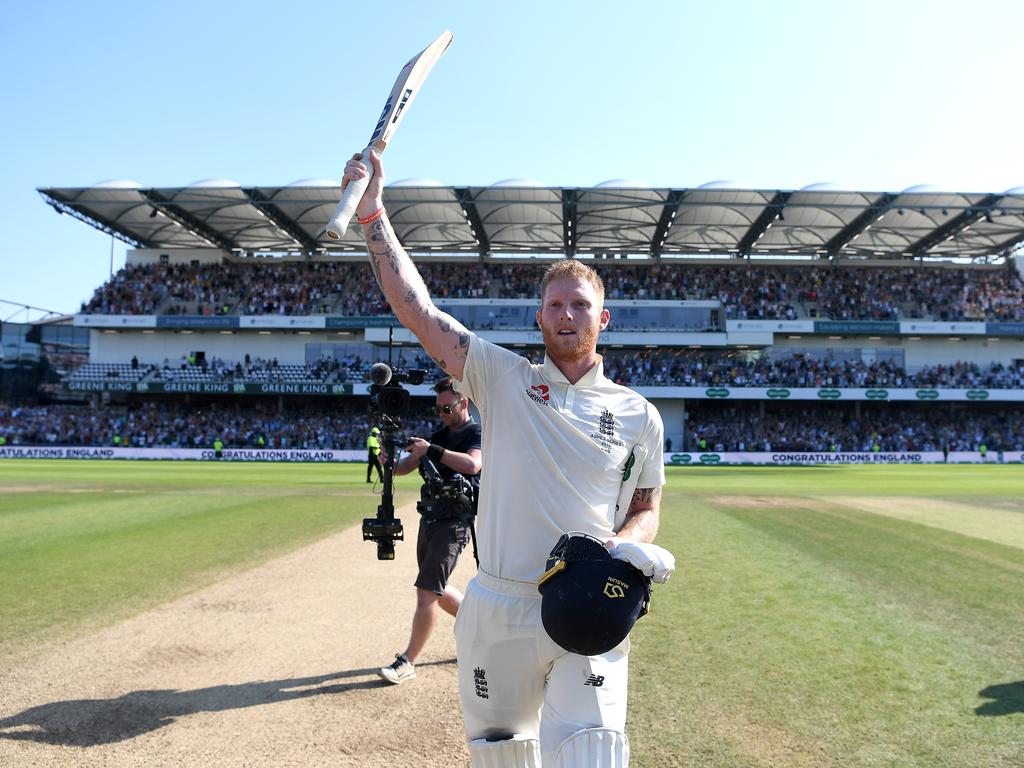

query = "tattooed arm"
[[344, 150, 471, 380], [614, 487, 661, 544]]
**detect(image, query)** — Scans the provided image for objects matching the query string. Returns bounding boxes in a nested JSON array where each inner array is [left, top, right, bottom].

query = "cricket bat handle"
[[325, 146, 376, 240]]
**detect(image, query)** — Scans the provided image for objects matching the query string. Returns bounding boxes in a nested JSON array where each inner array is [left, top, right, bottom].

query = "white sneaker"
[[378, 653, 416, 684]]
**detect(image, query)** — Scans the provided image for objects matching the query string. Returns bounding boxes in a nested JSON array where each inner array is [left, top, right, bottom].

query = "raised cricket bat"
[[325, 30, 453, 240]]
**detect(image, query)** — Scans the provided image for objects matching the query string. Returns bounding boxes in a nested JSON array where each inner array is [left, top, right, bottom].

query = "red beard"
[[540, 320, 601, 365]]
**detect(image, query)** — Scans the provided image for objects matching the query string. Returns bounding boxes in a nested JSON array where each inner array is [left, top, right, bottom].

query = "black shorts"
[[415, 517, 470, 595]]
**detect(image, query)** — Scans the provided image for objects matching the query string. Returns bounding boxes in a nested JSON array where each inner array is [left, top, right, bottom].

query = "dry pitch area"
[[0, 504, 474, 767]]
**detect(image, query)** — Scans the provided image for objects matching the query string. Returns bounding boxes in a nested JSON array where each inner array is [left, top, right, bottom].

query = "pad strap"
[[469, 735, 541, 768], [553, 727, 630, 767]]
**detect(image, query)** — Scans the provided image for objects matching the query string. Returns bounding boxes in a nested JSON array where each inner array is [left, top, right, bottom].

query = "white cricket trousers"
[[455, 569, 629, 764]]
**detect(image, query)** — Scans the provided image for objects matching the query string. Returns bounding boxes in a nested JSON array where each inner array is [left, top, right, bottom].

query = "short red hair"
[[540, 259, 605, 304]]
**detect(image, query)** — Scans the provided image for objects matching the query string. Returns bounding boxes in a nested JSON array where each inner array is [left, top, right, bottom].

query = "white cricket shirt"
[[454, 335, 665, 583]]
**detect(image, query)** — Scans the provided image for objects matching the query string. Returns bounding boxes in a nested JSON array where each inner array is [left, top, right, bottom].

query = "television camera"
[[415, 456, 476, 522], [362, 361, 427, 560]]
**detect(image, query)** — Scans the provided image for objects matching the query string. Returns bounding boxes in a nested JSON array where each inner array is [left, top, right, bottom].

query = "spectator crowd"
[[81, 261, 493, 318], [69, 351, 443, 388], [0, 401, 436, 452], [66, 350, 1024, 391], [2, 400, 1021, 453], [600, 350, 1024, 389], [80, 260, 1024, 323], [685, 404, 1024, 453]]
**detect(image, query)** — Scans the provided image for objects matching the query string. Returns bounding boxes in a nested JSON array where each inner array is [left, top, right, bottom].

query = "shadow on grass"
[[976, 681, 1024, 716], [0, 659, 455, 746]]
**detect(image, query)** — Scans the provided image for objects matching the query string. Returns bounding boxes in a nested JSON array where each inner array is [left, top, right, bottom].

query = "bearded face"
[[535, 278, 610, 366]]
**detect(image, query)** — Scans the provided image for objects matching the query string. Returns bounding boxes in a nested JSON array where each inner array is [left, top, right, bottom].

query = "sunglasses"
[[433, 400, 464, 415]]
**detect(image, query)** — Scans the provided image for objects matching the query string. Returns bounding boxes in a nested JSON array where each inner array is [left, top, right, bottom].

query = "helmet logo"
[[539, 533, 652, 656], [603, 577, 628, 599]]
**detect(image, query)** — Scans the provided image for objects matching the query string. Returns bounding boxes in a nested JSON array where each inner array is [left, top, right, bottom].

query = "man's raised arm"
[[345, 150, 471, 381]]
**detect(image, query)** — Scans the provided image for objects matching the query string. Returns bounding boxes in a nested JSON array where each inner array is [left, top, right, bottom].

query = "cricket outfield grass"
[[631, 465, 1024, 767], [1, 460, 1021, 767], [0, 460, 419, 654]]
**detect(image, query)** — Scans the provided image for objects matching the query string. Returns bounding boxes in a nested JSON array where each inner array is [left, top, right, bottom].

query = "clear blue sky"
[[3, 0, 1022, 317]]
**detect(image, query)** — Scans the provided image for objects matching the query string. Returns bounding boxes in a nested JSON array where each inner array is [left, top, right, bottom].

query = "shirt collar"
[[541, 354, 605, 387]]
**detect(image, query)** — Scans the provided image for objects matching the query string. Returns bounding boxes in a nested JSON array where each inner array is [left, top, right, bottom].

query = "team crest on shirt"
[[526, 383, 550, 406], [589, 408, 624, 453]]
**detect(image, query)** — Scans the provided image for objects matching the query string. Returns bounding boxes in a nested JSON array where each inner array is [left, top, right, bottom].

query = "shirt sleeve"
[[635, 401, 666, 490], [462, 422, 482, 452], [433, 424, 480, 454], [451, 334, 523, 412]]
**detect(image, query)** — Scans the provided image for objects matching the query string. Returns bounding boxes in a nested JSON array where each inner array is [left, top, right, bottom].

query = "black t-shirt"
[[428, 420, 482, 485]]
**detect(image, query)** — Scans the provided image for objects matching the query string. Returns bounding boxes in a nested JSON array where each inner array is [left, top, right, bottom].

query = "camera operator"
[[377, 377, 481, 685]]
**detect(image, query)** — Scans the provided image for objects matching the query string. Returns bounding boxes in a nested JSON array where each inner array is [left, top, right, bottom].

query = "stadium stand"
[[5, 181, 1021, 461], [684, 403, 1024, 453], [3, 400, 1021, 453], [600, 350, 1024, 389], [61, 350, 1024, 391], [77, 260, 1024, 322], [0, 401, 436, 451]]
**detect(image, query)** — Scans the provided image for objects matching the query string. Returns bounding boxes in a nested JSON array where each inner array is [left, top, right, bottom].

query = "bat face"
[[324, 30, 452, 240], [370, 93, 397, 146], [367, 31, 452, 151], [389, 88, 414, 133], [370, 87, 412, 148]]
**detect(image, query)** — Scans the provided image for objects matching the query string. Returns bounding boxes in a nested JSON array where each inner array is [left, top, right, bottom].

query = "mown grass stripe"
[[2, 461, 1022, 767], [631, 481, 1024, 768], [0, 462, 418, 652]]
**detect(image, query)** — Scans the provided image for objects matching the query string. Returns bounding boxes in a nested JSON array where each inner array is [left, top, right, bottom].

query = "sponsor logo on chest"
[[525, 383, 550, 406], [525, 383, 627, 455]]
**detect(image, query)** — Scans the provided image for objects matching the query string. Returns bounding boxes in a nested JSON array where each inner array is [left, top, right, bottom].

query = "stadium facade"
[[3, 181, 1023, 464]]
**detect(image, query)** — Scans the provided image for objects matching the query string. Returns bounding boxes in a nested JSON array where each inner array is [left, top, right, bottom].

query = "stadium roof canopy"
[[39, 182, 1024, 262]]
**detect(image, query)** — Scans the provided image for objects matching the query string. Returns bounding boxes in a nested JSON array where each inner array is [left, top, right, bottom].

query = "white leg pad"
[[469, 735, 542, 768], [553, 727, 630, 768]]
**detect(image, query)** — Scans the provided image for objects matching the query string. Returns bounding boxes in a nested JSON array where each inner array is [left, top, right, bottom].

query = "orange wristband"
[[357, 207, 385, 225]]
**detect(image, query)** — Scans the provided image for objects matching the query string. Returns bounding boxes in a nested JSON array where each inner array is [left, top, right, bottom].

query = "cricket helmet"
[[537, 532, 651, 656]]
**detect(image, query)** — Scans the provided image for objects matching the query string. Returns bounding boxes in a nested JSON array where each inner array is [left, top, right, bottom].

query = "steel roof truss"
[[141, 190, 236, 251], [823, 193, 899, 258], [38, 191, 146, 248], [908, 193, 1002, 257], [243, 190, 318, 252], [989, 229, 1024, 257], [736, 191, 792, 256], [651, 190, 687, 258], [454, 188, 490, 257], [562, 188, 580, 258]]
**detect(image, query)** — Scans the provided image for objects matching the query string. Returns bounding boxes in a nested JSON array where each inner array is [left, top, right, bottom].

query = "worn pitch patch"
[[826, 496, 1024, 551]]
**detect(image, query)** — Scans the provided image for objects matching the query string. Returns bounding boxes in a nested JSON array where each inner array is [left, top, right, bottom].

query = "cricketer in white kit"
[[344, 149, 667, 768]]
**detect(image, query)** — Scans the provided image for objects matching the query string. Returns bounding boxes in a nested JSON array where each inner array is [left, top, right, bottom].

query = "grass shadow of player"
[[975, 680, 1024, 717], [0, 660, 452, 747]]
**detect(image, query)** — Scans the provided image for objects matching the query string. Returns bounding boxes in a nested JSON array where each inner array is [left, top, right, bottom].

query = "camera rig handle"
[[362, 418, 404, 560]]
